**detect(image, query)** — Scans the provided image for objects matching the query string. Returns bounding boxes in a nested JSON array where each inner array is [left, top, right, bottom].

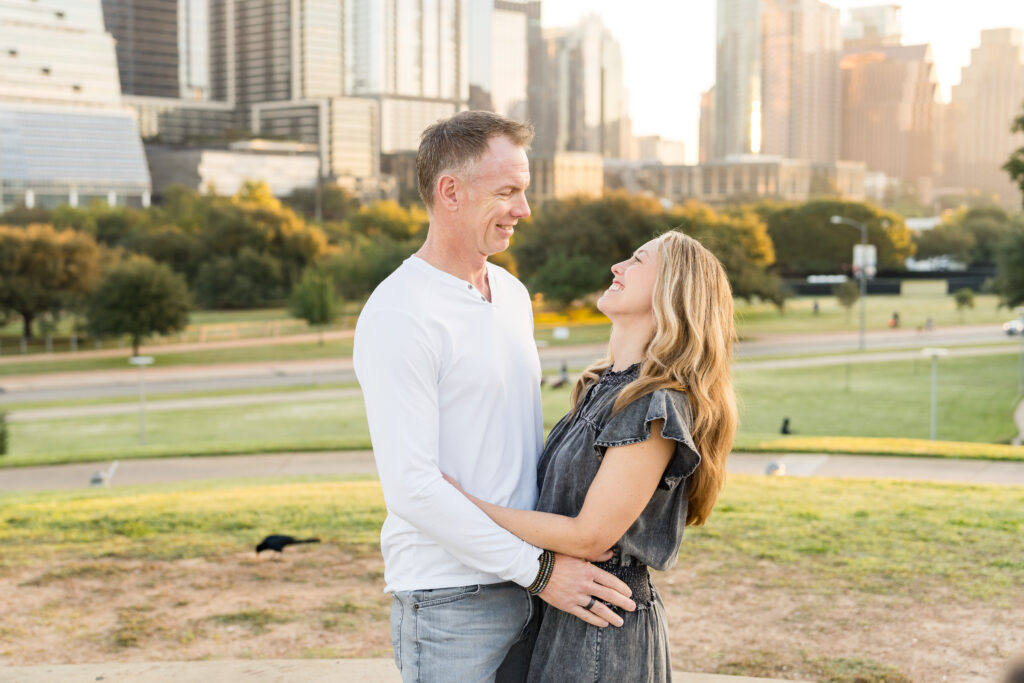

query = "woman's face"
[[597, 237, 661, 320]]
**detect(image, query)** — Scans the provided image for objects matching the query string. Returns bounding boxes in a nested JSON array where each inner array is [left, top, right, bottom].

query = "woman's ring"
[[582, 597, 596, 611]]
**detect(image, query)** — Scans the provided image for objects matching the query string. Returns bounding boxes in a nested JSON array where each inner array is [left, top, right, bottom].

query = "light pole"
[[830, 215, 869, 351], [129, 356, 154, 445], [922, 347, 948, 440]]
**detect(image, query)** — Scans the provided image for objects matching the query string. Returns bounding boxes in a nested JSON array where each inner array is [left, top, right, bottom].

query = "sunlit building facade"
[[714, 0, 762, 158], [947, 28, 1024, 208]]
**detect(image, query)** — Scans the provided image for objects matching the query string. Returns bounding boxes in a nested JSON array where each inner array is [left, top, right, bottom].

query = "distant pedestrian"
[[889, 311, 900, 328], [925, 316, 934, 332], [812, 300, 820, 316], [780, 417, 793, 435]]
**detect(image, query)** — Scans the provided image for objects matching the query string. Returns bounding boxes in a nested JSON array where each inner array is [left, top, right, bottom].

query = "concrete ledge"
[[0, 659, 807, 682]]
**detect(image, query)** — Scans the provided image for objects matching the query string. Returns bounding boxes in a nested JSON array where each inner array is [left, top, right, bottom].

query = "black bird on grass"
[[255, 534, 321, 554]]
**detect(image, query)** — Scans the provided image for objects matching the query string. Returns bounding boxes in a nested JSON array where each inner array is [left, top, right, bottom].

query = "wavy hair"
[[569, 230, 738, 525]]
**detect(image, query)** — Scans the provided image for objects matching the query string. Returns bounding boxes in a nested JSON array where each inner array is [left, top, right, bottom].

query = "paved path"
[[0, 659, 801, 683], [2, 340, 1017, 406], [3, 450, 1023, 493]]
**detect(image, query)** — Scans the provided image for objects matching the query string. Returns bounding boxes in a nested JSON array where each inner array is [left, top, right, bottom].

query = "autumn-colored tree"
[[0, 224, 101, 338]]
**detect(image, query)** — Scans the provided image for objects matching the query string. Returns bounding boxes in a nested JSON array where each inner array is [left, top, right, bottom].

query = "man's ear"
[[436, 174, 459, 212]]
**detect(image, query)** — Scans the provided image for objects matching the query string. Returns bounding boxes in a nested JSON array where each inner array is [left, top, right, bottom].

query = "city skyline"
[[543, 0, 1024, 162]]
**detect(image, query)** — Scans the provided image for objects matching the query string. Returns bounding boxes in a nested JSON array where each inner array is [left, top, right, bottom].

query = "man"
[[353, 110, 635, 681]]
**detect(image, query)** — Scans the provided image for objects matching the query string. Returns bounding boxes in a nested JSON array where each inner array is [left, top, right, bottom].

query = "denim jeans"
[[390, 581, 536, 683]]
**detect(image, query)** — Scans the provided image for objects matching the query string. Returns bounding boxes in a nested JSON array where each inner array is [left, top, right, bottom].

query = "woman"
[[446, 230, 737, 681]]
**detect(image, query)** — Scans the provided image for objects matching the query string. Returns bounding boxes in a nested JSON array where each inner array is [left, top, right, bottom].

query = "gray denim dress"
[[526, 364, 701, 683]]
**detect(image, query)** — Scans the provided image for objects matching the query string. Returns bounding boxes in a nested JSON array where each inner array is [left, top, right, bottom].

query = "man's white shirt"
[[353, 255, 544, 592]]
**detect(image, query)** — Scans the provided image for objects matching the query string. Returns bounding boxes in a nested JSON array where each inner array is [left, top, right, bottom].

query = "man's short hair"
[[416, 110, 534, 208]]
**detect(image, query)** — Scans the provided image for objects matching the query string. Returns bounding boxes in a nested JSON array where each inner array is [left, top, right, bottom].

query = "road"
[[3, 450, 1023, 492], [0, 325, 1015, 405]]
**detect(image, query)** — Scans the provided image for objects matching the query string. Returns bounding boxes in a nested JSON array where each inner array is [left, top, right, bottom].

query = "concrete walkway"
[[0, 659, 806, 683], [3, 449, 1023, 492]]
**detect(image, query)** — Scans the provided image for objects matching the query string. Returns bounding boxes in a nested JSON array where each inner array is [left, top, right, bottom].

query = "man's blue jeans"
[[390, 581, 536, 682]]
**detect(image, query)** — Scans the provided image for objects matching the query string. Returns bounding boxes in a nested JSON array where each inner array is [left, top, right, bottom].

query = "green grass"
[[736, 353, 1022, 443], [1, 475, 1020, 603], [735, 280, 1012, 336], [3, 353, 1021, 467]]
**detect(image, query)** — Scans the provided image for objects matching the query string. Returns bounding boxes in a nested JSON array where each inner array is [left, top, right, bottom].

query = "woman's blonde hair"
[[570, 230, 738, 526]]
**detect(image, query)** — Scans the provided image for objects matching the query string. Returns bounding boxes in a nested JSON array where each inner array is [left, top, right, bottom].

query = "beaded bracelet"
[[527, 549, 555, 595]]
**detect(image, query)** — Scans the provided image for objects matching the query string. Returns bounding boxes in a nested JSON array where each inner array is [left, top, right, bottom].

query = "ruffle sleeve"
[[593, 388, 702, 490]]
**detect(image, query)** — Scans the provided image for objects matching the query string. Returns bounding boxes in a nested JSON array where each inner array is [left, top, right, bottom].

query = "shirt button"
[[467, 284, 473, 289], [481, 296, 486, 302]]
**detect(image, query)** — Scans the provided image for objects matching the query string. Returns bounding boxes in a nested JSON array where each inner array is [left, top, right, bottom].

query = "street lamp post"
[[830, 216, 869, 351], [129, 356, 154, 445], [922, 347, 948, 440]]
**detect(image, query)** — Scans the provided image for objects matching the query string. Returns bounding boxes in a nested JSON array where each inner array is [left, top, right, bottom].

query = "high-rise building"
[[468, 0, 536, 122], [346, 0, 469, 153], [714, 0, 840, 164], [714, 0, 761, 158], [0, 0, 151, 210], [840, 43, 937, 195], [100, 0, 179, 98], [948, 28, 1024, 207], [699, 87, 715, 163], [843, 4, 901, 51], [761, 0, 841, 163], [179, 0, 210, 100], [530, 14, 629, 159]]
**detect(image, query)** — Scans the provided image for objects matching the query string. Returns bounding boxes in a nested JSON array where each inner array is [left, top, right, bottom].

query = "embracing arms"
[[445, 420, 676, 560]]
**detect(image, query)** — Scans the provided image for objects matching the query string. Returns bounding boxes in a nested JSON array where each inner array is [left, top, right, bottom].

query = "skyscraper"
[[346, 0, 470, 153], [467, 0, 535, 121], [840, 43, 937, 195], [843, 4, 901, 51], [100, 0, 180, 99], [760, 0, 841, 163], [714, 0, 841, 164], [714, 0, 761, 158], [948, 28, 1024, 207], [530, 14, 629, 159]]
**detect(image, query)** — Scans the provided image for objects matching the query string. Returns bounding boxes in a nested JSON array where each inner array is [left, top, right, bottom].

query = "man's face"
[[458, 135, 531, 257]]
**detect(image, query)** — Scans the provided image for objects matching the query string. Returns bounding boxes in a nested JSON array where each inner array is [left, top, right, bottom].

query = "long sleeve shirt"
[[353, 255, 544, 592]]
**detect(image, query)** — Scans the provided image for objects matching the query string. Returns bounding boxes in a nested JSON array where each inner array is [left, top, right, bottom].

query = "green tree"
[[0, 411, 8, 456], [193, 247, 286, 309], [757, 200, 910, 276], [991, 225, 1024, 308], [913, 223, 975, 263], [530, 254, 608, 308], [953, 287, 975, 322], [1002, 104, 1024, 206], [834, 280, 860, 321], [284, 185, 361, 223], [0, 224, 102, 338], [289, 267, 340, 345], [87, 258, 191, 356]]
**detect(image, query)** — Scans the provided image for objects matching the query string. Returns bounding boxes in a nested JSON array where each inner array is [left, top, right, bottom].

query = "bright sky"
[[541, 0, 1024, 162]]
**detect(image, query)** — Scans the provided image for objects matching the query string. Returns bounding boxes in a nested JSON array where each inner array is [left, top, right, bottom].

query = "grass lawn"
[[1, 475, 1020, 602], [734, 280, 1012, 336], [3, 353, 1022, 467]]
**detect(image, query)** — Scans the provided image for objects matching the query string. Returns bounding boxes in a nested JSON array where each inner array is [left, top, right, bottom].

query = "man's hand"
[[538, 553, 636, 628]]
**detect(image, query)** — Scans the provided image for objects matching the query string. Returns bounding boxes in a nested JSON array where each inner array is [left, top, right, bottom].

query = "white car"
[[1004, 319, 1024, 335]]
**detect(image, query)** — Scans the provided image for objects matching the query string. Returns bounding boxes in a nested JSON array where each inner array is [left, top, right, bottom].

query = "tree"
[[834, 280, 860, 321], [0, 411, 8, 456], [757, 200, 911, 276], [87, 258, 191, 355], [284, 185, 361, 223], [1003, 105, 1024, 206], [289, 268, 340, 345], [0, 224, 102, 338], [953, 287, 975, 322], [991, 226, 1024, 308]]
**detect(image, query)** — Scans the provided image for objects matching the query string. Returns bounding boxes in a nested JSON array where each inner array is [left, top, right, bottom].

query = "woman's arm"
[[445, 420, 675, 559]]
